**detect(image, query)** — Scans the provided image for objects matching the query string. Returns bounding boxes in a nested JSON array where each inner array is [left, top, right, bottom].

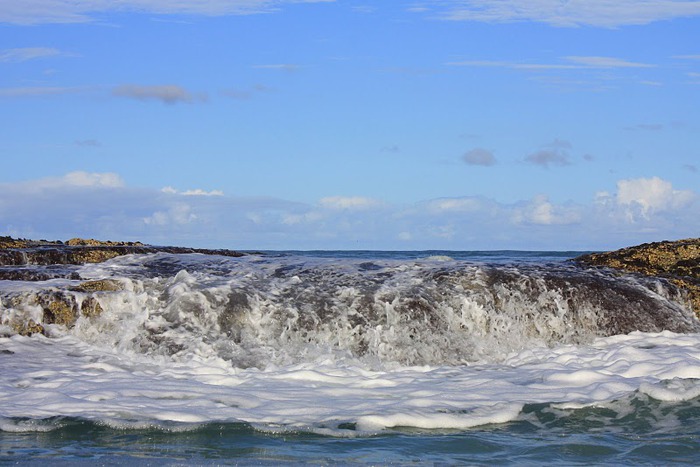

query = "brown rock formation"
[[575, 238, 700, 316], [65, 238, 145, 247], [0, 236, 30, 249]]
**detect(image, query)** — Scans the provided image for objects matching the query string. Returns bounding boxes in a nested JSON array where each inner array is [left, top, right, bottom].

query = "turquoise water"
[[2, 250, 700, 464]]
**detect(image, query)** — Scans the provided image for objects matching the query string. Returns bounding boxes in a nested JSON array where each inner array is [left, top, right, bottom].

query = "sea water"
[[2, 250, 700, 465]]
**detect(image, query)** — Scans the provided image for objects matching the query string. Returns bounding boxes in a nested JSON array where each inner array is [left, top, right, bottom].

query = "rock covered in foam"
[[0, 236, 246, 336]]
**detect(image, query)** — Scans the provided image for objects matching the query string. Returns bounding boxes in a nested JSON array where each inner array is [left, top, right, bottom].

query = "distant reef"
[[0, 236, 246, 267], [575, 238, 700, 316]]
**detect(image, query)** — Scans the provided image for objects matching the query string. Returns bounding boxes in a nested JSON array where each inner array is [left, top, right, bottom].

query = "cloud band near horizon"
[[1, 172, 696, 251]]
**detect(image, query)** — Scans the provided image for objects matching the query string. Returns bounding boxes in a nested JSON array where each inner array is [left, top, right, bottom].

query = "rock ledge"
[[575, 238, 700, 315]]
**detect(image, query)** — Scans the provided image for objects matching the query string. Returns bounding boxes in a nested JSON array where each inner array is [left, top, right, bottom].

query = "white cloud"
[[144, 203, 197, 225], [434, 0, 700, 28], [615, 176, 695, 218], [424, 197, 483, 213], [0, 0, 335, 25], [62, 171, 124, 188], [3, 171, 125, 193], [512, 195, 581, 225], [160, 187, 224, 196], [182, 189, 224, 196]]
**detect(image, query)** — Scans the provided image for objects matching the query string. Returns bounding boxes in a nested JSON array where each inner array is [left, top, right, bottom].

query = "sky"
[[1, 0, 699, 251]]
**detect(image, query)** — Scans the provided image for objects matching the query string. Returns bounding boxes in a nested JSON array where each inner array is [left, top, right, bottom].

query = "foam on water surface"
[[2, 330, 700, 435]]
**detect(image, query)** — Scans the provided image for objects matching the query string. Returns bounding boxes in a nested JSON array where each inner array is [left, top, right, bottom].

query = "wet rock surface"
[[575, 238, 700, 316]]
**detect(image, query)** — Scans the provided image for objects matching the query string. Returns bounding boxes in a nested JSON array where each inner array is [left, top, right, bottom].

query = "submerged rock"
[[575, 238, 700, 316]]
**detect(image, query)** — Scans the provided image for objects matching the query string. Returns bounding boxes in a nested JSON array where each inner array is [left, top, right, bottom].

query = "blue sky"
[[1, 1, 699, 250]]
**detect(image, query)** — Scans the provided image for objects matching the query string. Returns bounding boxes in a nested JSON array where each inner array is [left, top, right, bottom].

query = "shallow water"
[[2, 250, 700, 464]]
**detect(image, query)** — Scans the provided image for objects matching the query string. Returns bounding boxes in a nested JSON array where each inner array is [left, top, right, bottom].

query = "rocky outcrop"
[[1, 236, 249, 336], [0, 236, 247, 268], [0, 236, 31, 249], [575, 238, 700, 316], [64, 238, 144, 247]]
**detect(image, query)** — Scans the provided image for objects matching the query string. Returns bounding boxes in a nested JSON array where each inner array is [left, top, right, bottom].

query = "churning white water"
[[2, 252, 700, 437]]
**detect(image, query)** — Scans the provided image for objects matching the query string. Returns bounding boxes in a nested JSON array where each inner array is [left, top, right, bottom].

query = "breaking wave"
[[2, 252, 697, 368]]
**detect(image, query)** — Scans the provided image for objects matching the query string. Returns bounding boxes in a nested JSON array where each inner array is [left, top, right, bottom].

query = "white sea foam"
[[2, 330, 700, 434], [2, 253, 700, 435]]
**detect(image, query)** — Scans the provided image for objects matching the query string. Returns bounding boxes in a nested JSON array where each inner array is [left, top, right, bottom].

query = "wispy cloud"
[[112, 84, 206, 104], [221, 84, 271, 100], [624, 123, 665, 131], [74, 139, 102, 148], [524, 139, 573, 168], [252, 64, 301, 72], [564, 56, 654, 68], [448, 56, 655, 70], [381, 145, 400, 153], [0, 0, 336, 25], [422, 197, 486, 213], [4, 171, 125, 193], [462, 148, 497, 166], [0, 86, 84, 98], [0, 47, 64, 63], [432, 0, 700, 28], [162, 186, 224, 196], [525, 150, 572, 168], [319, 196, 382, 210]]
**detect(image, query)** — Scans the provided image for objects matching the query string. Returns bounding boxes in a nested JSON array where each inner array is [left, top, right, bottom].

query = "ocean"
[[2, 250, 700, 465]]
